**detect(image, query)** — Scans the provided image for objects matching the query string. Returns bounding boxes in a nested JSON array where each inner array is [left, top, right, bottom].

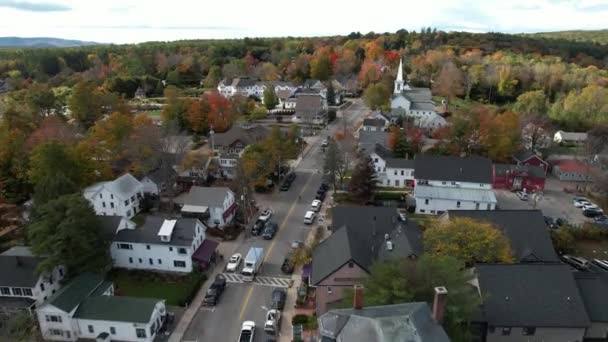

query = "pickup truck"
[[202, 274, 226, 306]]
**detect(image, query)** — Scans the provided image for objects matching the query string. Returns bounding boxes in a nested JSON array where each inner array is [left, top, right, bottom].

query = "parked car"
[[311, 199, 322, 212], [321, 138, 329, 147], [281, 256, 295, 274], [320, 182, 329, 191], [562, 255, 590, 270], [286, 173, 296, 183], [573, 199, 592, 208], [203, 274, 226, 306], [226, 253, 242, 272], [315, 190, 326, 201], [593, 259, 608, 271], [264, 309, 282, 335], [581, 204, 601, 211], [252, 220, 265, 235], [304, 211, 316, 224], [594, 215, 608, 222], [262, 222, 278, 240], [516, 191, 529, 201], [259, 209, 273, 222], [271, 288, 287, 310], [239, 321, 256, 342], [584, 208, 604, 218], [279, 181, 291, 191]]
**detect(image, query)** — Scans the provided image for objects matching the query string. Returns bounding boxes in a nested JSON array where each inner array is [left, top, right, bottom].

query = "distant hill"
[[0, 37, 102, 48], [523, 30, 608, 45]]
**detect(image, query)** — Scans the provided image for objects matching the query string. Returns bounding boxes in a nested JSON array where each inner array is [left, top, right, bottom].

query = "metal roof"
[[415, 185, 497, 203]]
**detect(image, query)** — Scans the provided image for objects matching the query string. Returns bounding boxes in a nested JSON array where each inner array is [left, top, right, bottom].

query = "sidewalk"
[[168, 234, 245, 342]]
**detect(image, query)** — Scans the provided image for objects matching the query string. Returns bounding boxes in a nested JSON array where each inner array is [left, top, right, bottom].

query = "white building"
[[390, 59, 447, 130], [217, 77, 264, 98], [36, 273, 166, 342], [217, 152, 240, 179], [361, 118, 387, 132], [83, 173, 144, 219], [175, 186, 237, 228], [108, 216, 211, 273], [370, 145, 415, 188], [413, 155, 496, 215], [0, 247, 65, 317], [553, 130, 588, 144]]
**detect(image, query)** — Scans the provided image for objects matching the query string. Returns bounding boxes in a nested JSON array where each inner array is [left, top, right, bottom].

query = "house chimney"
[[432, 286, 448, 323], [353, 285, 364, 310]]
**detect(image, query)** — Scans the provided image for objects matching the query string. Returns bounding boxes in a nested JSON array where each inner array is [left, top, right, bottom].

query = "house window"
[[149, 258, 153, 265], [395, 180, 400, 187], [129, 257, 133, 263], [169, 247, 173, 252], [419, 209, 426, 213], [46, 315, 62, 323], [131, 195, 135, 202], [327, 287, 333, 294], [457, 201, 461, 208], [126, 210, 131, 217], [136, 327, 147, 338], [442, 181, 446, 185], [348, 261, 354, 268], [12, 288, 23, 296], [110, 194, 114, 199], [501, 327, 511, 335], [0, 287, 10, 295], [424, 199, 429, 205], [401, 170, 404, 176], [102, 202, 106, 208], [99, 194, 103, 199], [430, 210, 435, 214], [173, 260, 186, 268], [479, 184, 484, 187], [158, 259, 162, 264], [88, 325, 94, 333], [117, 243, 132, 250], [146, 245, 150, 250], [475, 203, 480, 210], [394, 170, 397, 175], [487, 203, 491, 210], [522, 327, 536, 336], [40, 283, 45, 292], [23, 288, 32, 296], [178, 247, 187, 255], [386, 180, 390, 186], [110, 327, 116, 335], [138, 258, 142, 263], [110, 202, 115, 208], [50, 329, 63, 336], [59, 268, 64, 277]]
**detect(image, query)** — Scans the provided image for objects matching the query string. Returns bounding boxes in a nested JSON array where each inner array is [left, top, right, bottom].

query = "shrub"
[[374, 191, 406, 201], [327, 110, 337, 122], [292, 314, 309, 325]]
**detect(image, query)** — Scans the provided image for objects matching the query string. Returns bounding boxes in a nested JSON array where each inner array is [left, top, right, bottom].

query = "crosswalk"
[[221, 273, 292, 288]]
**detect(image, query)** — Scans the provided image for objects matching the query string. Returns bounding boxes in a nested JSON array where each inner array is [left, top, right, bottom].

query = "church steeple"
[[394, 58, 404, 94]]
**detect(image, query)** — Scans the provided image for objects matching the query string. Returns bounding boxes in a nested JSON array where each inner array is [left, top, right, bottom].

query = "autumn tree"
[[186, 98, 210, 134], [68, 81, 103, 129], [0, 129, 30, 202], [389, 127, 412, 158], [28, 194, 110, 275], [479, 111, 521, 161], [161, 86, 189, 129], [203, 65, 222, 88], [323, 139, 348, 191], [263, 87, 279, 110], [26, 116, 78, 150], [363, 83, 389, 110], [432, 61, 465, 99], [514, 90, 547, 119], [358, 60, 381, 88], [203, 92, 233, 132], [424, 217, 513, 266], [348, 155, 377, 202]]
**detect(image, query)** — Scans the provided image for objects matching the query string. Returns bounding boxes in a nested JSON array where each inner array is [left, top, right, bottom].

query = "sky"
[[0, 0, 607, 44]]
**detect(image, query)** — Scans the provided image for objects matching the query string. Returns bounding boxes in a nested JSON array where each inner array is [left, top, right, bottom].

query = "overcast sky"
[[0, 0, 607, 44]]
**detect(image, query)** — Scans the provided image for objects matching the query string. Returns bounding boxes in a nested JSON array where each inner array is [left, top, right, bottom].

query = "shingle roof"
[[410, 102, 436, 111], [362, 118, 385, 128], [74, 295, 162, 323], [513, 150, 546, 163], [97, 215, 125, 240], [49, 273, 106, 313], [113, 216, 200, 246], [373, 144, 416, 169], [475, 264, 590, 327], [313, 206, 422, 285], [358, 131, 390, 155], [493, 164, 546, 179], [295, 94, 324, 117], [448, 210, 559, 263], [84, 173, 142, 201], [574, 273, 608, 322], [394, 87, 433, 103], [414, 154, 493, 183], [319, 302, 449, 342], [231, 77, 259, 88], [212, 124, 268, 148], [178, 186, 233, 207], [0, 246, 43, 287]]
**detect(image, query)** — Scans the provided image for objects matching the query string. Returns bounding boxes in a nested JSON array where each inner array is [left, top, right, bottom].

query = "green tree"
[[513, 90, 547, 118], [0, 129, 30, 202], [424, 217, 514, 266], [326, 81, 336, 106], [161, 86, 189, 129], [204, 65, 222, 88], [28, 194, 110, 275], [68, 81, 103, 129], [263, 87, 279, 110], [3, 310, 41, 342], [311, 54, 331, 80], [390, 128, 412, 158], [363, 83, 389, 110], [348, 155, 377, 202], [28, 141, 88, 189], [323, 139, 346, 191]]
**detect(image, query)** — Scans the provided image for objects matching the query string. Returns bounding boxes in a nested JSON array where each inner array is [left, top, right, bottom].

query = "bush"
[[374, 191, 406, 201], [292, 314, 309, 325], [327, 110, 337, 122]]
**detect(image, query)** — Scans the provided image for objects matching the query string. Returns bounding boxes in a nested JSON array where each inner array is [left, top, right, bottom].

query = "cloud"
[[56, 24, 242, 31], [0, 0, 70, 12]]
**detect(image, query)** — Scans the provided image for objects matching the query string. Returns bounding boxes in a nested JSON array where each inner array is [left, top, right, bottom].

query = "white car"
[[238, 321, 255, 342], [311, 199, 322, 212], [321, 138, 329, 147], [263, 309, 282, 335], [515, 191, 528, 201], [573, 199, 591, 208], [226, 253, 242, 272], [582, 204, 601, 211], [259, 209, 273, 222], [304, 211, 316, 225]]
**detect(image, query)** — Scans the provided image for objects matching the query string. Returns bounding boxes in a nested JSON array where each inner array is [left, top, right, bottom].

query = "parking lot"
[[495, 177, 590, 225]]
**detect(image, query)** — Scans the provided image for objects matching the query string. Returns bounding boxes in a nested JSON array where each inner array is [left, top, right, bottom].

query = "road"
[[181, 99, 369, 342]]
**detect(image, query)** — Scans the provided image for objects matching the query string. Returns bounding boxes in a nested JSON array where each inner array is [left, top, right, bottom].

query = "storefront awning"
[[192, 239, 219, 263], [222, 202, 238, 220]]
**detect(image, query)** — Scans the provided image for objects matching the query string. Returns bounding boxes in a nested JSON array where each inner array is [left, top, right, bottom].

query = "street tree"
[[323, 139, 346, 191], [28, 194, 110, 275], [348, 155, 377, 202], [363, 82, 389, 110], [263, 87, 279, 110], [68, 81, 103, 129], [423, 217, 514, 266]]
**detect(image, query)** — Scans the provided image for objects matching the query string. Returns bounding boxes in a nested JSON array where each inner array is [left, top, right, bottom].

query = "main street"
[[181, 99, 368, 342]]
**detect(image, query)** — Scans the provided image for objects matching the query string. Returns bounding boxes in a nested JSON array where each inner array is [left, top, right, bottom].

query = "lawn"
[[110, 270, 206, 306], [146, 110, 162, 117], [574, 239, 608, 260]]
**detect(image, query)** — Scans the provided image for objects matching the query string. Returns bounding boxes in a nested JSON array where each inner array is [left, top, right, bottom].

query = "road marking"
[[222, 273, 246, 283], [238, 286, 254, 321], [222, 273, 291, 288]]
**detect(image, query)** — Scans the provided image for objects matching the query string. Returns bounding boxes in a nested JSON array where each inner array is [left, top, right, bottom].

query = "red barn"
[[493, 164, 546, 193], [513, 150, 548, 174]]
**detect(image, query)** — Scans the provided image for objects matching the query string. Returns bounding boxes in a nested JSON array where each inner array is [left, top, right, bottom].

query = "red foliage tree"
[[203, 92, 232, 133]]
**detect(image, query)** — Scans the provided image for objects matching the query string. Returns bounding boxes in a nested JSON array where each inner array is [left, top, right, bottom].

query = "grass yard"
[[574, 239, 608, 260], [407, 214, 437, 231], [110, 270, 206, 306], [146, 110, 162, 117]]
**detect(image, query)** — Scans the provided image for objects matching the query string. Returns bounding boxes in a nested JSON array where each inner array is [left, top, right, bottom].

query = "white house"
[[108, 216, 212, 273], [370, 144, 415, 188], [361, 118, 387, 132], [217, 77, 264, 98], [413, 155, 496, 215], [553, 130, 588, 144], [83, 173, 144, 219], [36, 273, 166, 342], [174, 186, 237, 228], [217, 152, 240, 179], [0, 247, 65, 317], [390, 59, 447, 130]]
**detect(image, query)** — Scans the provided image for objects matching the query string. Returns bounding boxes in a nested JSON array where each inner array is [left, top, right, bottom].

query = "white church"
[[390, 59, 447, 130]]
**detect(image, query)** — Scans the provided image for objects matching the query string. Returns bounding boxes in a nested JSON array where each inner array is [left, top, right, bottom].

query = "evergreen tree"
[[348, 155, 377, 201], [326, 81, 336, 106], [263, 87, 279, 110]]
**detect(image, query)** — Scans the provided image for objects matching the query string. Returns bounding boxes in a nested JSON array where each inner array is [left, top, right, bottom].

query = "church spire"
[[394, 58, 404, 94]]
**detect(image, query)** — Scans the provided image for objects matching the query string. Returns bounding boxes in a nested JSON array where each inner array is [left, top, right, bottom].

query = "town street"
[[181, 99, 369, 342]]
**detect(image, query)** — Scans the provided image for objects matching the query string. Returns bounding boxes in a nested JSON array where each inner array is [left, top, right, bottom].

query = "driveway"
[[495, 176, 590, 225]]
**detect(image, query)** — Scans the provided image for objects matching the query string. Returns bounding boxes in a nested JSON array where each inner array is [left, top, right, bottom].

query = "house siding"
[[370, 152, 415, 188], [516, 156, 548, 174], [414, 179, 495, 215], [485, 326, 585, 342], [552, 166, 591, 182], [37, 305, 78, 341], [315, 262, 368, 316], [86, 186, 144, 219]]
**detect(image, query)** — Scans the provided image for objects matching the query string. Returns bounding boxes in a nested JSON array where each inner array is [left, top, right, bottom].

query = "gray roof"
[[223, 77, 259, 88], [84, 173, 142, 201], [556, 130, 588, 142], [178, 186, 233, 207], [574, 273, 608, 322], [0, 246, 43, 287], [113, 216, 200, 247], [49, 273, 106, 313], [373, 144, 415, 169], [414, 154, 493, 183], [475, 264, 590, 327], [447, 210, 559, 263], [97, 215, 124, 240], [312, 206, 422, 285], [74, 295, 162, 323], [212, 124, 268, 148], [410, 101, 436, 111], [415, 185, 497, 203], [0, 296, 35, 309], [319, 302, 449, 342], [394, 86, 433, 103], [295, 94, 324, 117], [358, 131, 390, 155], [362, 118, 385, 128]]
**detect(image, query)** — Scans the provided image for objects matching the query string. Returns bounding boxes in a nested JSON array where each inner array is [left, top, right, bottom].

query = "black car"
[[262, 222, 278, 240], [271, 288, 287, 310], [315, 190, 326, 201], [319, 183, 329, 191], [583, 208, 604, 218], [203, 275, 226, 306], [286, 173, 296, 182], [252, 220, 265, 235], [280, 180, 292, 191], [281, 256, 295, 274]]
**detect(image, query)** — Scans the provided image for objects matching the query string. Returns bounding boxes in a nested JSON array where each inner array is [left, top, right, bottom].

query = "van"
[[303, 211, 316, 225], [562, 255, 590, 270]]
